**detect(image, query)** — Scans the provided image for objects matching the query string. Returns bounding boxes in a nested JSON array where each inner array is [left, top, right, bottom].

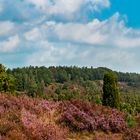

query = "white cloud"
[[26, 41, 77, 66], [24, 28, 42, 41], [114, 37, 140, 48], [49, 20, 108, 45], [43, 13, 140, 48], [0, 3, 3, 13], [26, 40, 137, 72], [0, 35, 20, 52], [87, 0, 110, 12], [22, 11, 140, 72], [93, 49, 135, 67], [26, 0, 110, 19], [0, 21, 15, 35], [27, 0, 46, 7]]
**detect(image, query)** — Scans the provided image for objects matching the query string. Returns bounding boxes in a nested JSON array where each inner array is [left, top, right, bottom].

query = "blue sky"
[[0, 0, 140, 72]]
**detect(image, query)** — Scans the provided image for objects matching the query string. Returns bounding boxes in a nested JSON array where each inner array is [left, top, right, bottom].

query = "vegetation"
[[0, 64, 15, 93], [7, 66, 140, 97], [0, 94, 140, 140], [3, 65, 140, 115], [103, 72, 120, 109], [0, 64, 140, 139], [60, 100, 127, 132]]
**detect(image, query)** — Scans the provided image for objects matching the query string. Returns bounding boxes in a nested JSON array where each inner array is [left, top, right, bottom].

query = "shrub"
[[124, 128, 140, 140], [59, 100, 127, 132], [126, 114, 136, 128], [21, 109, 66, 140], [0, 93, 66, 140]]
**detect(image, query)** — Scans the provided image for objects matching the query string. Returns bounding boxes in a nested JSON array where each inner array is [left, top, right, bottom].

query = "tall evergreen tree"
[[103, 72, 120, 109]]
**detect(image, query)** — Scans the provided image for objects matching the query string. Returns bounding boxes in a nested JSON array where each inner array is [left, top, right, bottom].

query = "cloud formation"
[[23, 12, 140, 48], [0, 0, 140, 72], [0, 21, 15, 35], [0, 35, 20, 52], [27, 0, 110, 18]]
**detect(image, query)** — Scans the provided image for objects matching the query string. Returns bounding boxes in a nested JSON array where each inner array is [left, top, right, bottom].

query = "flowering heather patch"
[[59, 100, 127, 132], [21, 109, 66, 140], [123, 128, 140, 140], [0, 93, 140, 140], [39, 100, 60, 112], [0, 93, 66, 140], [0, 106, 5, 114]]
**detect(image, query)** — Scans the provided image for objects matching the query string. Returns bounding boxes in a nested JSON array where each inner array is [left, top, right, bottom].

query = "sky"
[[0, 0, 140, 72]]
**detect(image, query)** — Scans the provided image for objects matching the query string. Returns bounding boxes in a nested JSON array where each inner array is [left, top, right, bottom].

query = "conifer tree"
[[103, 72, 120, 108]]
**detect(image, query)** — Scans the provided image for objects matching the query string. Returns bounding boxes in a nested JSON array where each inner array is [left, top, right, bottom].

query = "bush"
[[126, 114, 136, 128], [59, 100, 127, 132], [0, 93, 67, 140], [21, 109, 66, 140], [124, 128, 140, 140]]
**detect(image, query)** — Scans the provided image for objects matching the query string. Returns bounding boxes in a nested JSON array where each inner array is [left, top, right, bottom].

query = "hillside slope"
[[0, 93, 140, 140]]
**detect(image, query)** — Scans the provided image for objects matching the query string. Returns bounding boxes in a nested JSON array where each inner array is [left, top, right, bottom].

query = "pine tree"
[[103, 72, 120, 109]]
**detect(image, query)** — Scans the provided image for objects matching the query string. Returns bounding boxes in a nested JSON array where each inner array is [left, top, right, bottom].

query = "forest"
[[7, 66, 140, 95]]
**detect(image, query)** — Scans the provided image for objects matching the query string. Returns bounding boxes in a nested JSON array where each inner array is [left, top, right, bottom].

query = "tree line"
[[3, 65, 139, 96]]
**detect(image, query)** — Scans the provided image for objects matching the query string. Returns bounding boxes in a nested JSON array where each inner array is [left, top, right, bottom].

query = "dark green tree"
[[0, 64, 15, 93], [103, 72, 120, 109], [37, 80, 45, 97], [26, 77, 38, 97]]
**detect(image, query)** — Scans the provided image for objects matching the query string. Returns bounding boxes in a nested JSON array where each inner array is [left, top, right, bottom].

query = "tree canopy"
[[0, 64, 15, 93]]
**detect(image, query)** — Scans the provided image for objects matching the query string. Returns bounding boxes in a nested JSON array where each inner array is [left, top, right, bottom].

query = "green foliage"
[[126, 114, 136, 128], [103, 72, 120, 109], [0, 64, 6, 73], [5, 65, 140, 105], [0, 64, 15, 93], [95, 95, 102, 105], [83, 81, 102, 103], [26, 78, 38, 97], [120, 93, 140, 115], [120, 103, 133, 114], [55, 86, 75, 101], [7, 66, 140, 98]]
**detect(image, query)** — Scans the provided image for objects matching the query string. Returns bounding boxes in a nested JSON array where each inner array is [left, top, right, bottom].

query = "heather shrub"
[[59, 100, 127, 132], [21, 109, 67, 140], [0, 135, 6, 140], [39, 100, 59, 112], [0, 119, 14, 135], [0, 93, 140, 140], [124, 128, 140, 140], [0, 93, 66, 140], [7, 129, 27, 140]]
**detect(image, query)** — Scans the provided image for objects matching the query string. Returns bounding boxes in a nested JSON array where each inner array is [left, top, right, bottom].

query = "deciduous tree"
[[0, 64, 15, 93]]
